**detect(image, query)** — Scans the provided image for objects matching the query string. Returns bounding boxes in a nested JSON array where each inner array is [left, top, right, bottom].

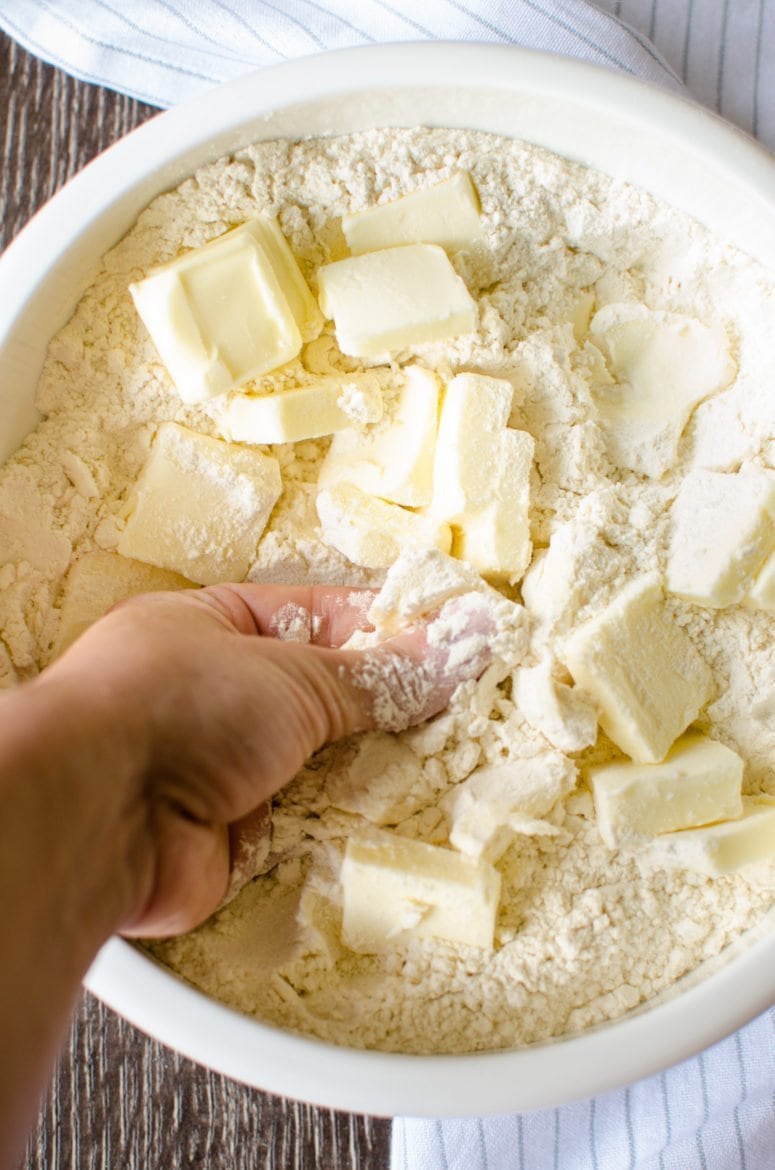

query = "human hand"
[[42, 583, 495, 938]]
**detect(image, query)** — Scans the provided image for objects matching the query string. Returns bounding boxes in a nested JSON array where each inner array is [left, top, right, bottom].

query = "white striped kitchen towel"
[[1, 1, 774, 152], [0, 2, 772, 1168], [393, 1008, 775, 1169], [0, 0, 684, 109]]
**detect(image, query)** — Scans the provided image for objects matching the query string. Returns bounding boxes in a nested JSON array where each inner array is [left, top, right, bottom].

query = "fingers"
[[201, 584, 378, 647], [101, 584, 499, 937], [208, 587, 500, 744], [122, 807, 230, 937], [338, 593, 497, 733]]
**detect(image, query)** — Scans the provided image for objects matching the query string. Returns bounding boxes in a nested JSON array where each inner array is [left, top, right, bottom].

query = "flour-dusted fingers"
[[196, 583, 379, 648]]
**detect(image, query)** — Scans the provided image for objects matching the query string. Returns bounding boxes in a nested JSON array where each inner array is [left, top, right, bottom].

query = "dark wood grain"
[[0, 29, 391, 1170]]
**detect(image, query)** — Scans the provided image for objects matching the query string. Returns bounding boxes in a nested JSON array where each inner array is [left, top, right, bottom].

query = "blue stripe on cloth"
[[696, 1051, 711, 1170], [590, 1095, 600, 1170], [624, 1084, 636, 1170], [753, 0, 766, 140], [477, 1116, 489, 1170], [368, 0, 437, 38], [658, 1069, 672, 1170]]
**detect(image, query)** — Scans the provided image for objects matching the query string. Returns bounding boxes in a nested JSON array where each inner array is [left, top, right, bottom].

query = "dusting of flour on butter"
[[0, 128, 773, 1054]]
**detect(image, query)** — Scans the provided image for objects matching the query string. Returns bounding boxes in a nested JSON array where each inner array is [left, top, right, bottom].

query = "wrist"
[[0, 671, 154, 954]]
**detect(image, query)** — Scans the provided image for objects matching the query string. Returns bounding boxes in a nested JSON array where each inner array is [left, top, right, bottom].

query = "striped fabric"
[[0, 2, 772, 1167], [0, 0, 686, 103], [393, 1009, 775, 1170], [3, 0, 774, 145], [601, 0, 775, 150]]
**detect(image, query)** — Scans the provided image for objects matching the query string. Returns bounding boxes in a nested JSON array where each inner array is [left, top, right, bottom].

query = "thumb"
[[327, 591, 499, 735]]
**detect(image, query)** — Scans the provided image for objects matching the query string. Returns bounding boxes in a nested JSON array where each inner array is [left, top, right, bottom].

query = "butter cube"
[[431, 373, 514, 521], [746, 550, 775, 611], [453, 428, 534, 585], [342, 172, 483, 254], [118, 422, 282, 585], [318, 366, 440, 506], [130, 218, 320, 402], [589, 734, 744, 848], [341, 830, 501, 951], [317, 244, 476, 359], [431, 373, 532, 584], [589, 304, 736, 478], [652, 798, 775, 875], [241, 216, 324, 343], [564, 575, 714, 764], [666, 469, 775, 608], [53, 551, 193, 657], [225, 373, 382, 445], [316, 482, 451, 570]]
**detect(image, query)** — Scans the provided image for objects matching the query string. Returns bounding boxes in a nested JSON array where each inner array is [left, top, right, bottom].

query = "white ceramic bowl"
[[1, 43, 773, 1117]]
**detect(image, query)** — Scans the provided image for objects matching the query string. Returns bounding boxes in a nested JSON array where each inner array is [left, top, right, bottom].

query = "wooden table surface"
[[0, 30, 391, 1170]]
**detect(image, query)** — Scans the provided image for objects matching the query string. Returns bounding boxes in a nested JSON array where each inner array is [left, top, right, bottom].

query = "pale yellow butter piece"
[[316, 482, 451, 570], [453, 428, 534, 585], [316, 244, 477, 359], [130, 218, 320, 403], [318, 366, 440, 506], [589, 304, 736, 478], [652, 798, 775, 875], [241, 216, 324, 343], [431, 373, 532, 584], [118, 422, 282, 585], [667, 469, 775, 608], [341, 830, 501, 951], [342, 172, 483, 255], [746, 550, 775, 611], [589, 734, 744, 848], [225, 373, 382, 444], [431, 373, 514, 521], [564, 575, 714, 764], [53, 550, 193, 657]]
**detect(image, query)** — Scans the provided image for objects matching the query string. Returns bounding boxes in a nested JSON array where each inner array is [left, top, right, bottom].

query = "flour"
[[269, 602, 312, 643], [0, 127, 773, 1054]]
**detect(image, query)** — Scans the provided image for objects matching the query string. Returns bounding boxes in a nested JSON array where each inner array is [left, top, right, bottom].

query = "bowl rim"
[[1, 40, 773, 1116], [87, 919, 774, 1118]]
